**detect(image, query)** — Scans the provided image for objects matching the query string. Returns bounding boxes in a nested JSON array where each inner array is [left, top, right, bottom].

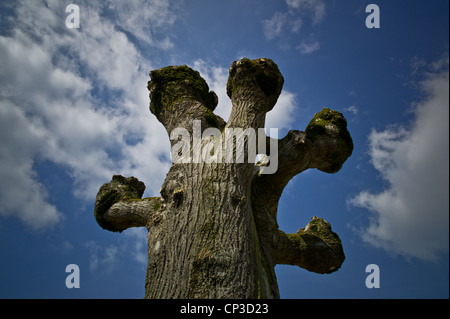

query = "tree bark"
[[94, 58, 353, 299]]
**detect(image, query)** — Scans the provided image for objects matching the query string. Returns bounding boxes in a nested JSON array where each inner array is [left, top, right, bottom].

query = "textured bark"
[[94, 58, 353, 299]]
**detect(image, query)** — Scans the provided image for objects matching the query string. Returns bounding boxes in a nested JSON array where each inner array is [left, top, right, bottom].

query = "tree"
[[94, 58, 353, 298]]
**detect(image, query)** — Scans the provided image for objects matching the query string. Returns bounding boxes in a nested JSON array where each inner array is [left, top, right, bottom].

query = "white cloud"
[[266, 91, 298, 131], [263, 0, 326, 40], [123, 228, 148, 265], [0, 0, 174, 229], [344, 105, 358, 116], [262, 12, 288, 40], [85, 228, 147, 274], [0, 101, 61, 229], [296, 38, 320, 55], [86, 241, 118, 273], [0, 1, 300, 231], [193, 59, 232, 121], [349, 66, 449, 261], [286, 0, 326, 24], [105, 0, 178, 48], [343, 105, 359, 122]]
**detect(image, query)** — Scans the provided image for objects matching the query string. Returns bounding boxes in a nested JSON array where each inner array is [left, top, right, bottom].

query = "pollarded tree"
[[94, 58, 353, 299]]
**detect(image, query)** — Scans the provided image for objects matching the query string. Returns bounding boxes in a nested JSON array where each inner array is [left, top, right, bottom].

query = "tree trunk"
[[94, 58, 353, 299]]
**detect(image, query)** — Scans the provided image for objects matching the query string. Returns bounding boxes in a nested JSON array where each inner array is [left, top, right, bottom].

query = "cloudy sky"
[[0, 0, 448, 298]]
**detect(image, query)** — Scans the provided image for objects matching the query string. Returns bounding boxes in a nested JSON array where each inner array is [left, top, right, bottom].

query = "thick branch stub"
[[94, 175, 158, 232], [254, 107, 353, 205], [226, 58, 284, 129], [305, 107, 354, 173], [276, 217, 345, 274], [227, 58, 284, 103], [148, 65, 225, 133]]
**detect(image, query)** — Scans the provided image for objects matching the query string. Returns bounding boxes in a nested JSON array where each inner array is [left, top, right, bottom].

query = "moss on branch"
[[276, 217, 345, 274], [95, 189, 122, 232], [94, 175, 146, 232], [148, 65, 217, 119], [305, 108, 350, 143], [226, 58, 284, 100], [305, 107, 354, 173]]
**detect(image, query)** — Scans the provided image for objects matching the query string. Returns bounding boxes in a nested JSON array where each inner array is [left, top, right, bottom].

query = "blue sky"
[[0, 0, 448, 299]]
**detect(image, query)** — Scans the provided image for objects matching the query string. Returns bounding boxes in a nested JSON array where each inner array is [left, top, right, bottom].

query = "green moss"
[[203, 106, 219, 127], [149, 65, 212, 118], [252, 62, 280, 97], [94, 176, 146, 232], [197, 221, 217, 248], [305, 107, 351, 143], [96, 190, 120, 217], [153, 200, 161, 212], [304, 107, 354, 173], [158, 65, 209, 92], [112, 175, 145, 197], [124, 197, 143, 202], [94, 190, 122, 232], [123, 196, 161, 212], [226, 72, 240, 97], [299, 218, 342, 245], [226, 58, 283, 98], [195, 247, 212, 261], [286, 232, 304, 246]]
